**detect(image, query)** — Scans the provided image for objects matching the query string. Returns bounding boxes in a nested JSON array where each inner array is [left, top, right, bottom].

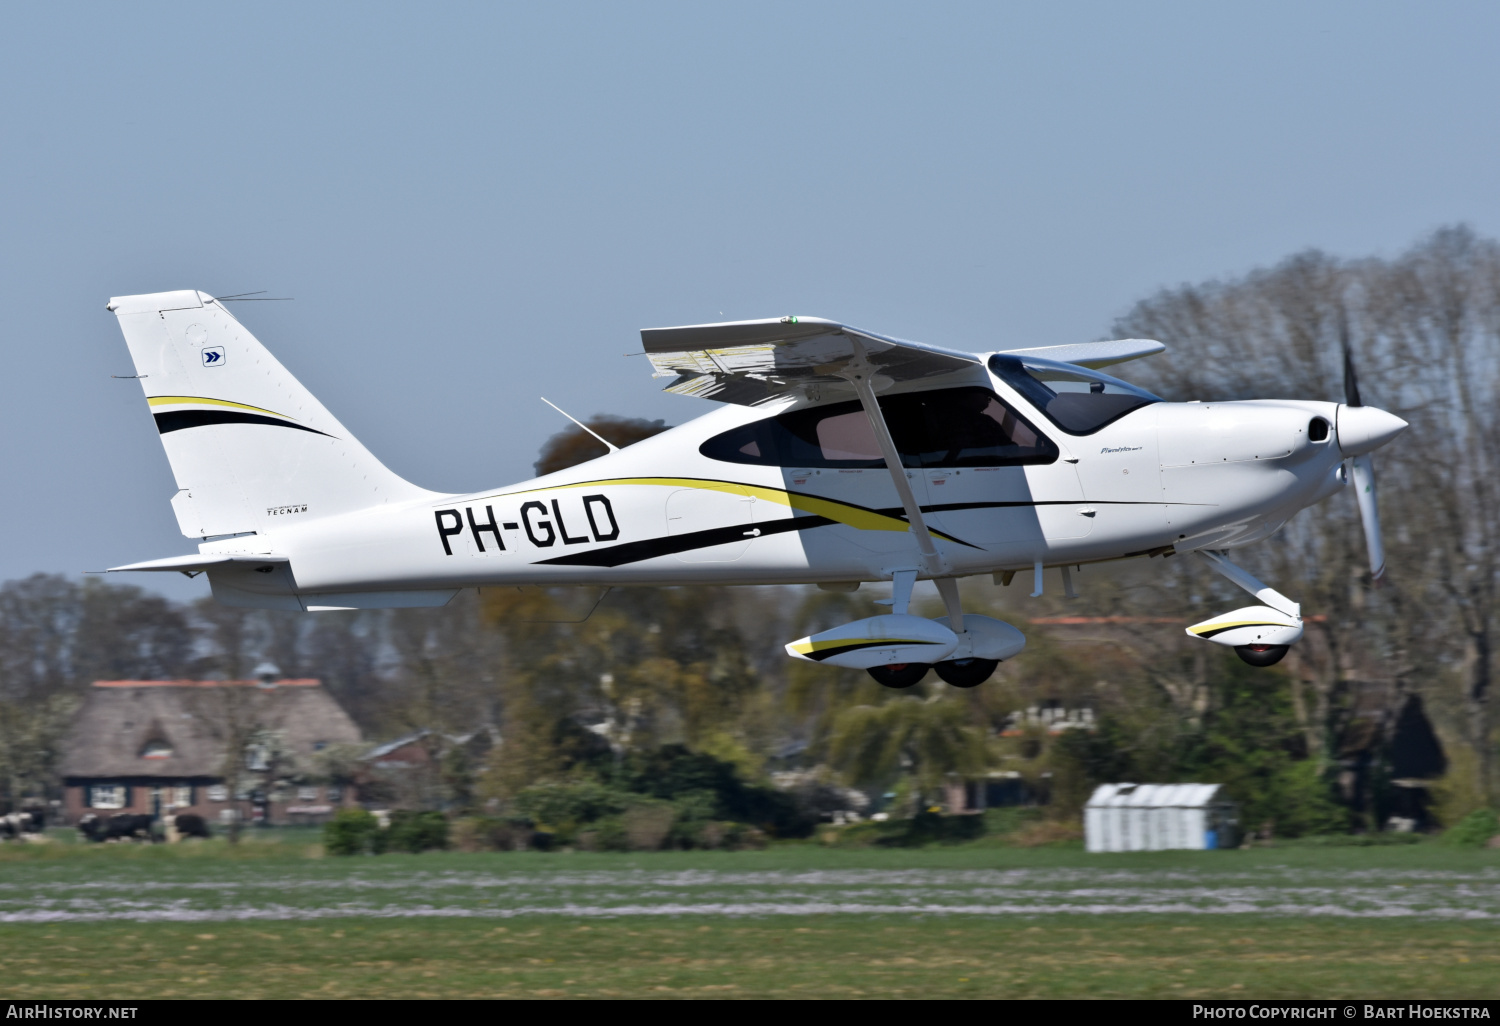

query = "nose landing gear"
[[1235, 644, 1289, 667]]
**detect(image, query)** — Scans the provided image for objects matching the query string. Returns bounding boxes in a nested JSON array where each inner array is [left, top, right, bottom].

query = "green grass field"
[[0, 838, 1496, 999]]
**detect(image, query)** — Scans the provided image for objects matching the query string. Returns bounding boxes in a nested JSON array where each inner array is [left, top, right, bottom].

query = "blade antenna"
[[539, 397, 620, 453]]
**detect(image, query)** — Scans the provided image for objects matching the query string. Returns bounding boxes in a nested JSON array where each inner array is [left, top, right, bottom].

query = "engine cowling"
[[785, 614, 958, 670]]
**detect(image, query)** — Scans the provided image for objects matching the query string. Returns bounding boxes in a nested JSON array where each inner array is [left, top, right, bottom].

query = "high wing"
[[998, 338, 1166, 369], [642, 317, 978, 405], [641, 316, 1163, 404]]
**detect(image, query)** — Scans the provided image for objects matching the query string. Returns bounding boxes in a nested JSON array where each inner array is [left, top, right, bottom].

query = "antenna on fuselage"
[[539, 397, 620, 453]]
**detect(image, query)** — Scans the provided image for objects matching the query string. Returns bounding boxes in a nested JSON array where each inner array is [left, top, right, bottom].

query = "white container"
[[1084, 783, 1237, 852]]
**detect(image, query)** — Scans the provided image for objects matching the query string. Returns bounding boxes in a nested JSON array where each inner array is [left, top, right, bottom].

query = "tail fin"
[[109, 290, 435, 540]]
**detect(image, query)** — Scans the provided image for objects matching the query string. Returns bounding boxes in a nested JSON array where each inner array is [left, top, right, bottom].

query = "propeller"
[[1339, 312, 1387, 587]]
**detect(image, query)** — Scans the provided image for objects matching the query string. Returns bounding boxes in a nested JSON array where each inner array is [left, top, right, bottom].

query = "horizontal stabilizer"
[[997, 338, 1165, 369], [107, 553, 289, 574]]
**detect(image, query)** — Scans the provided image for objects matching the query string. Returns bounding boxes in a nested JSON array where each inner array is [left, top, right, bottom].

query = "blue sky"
[[3, 1, 1497, 600]]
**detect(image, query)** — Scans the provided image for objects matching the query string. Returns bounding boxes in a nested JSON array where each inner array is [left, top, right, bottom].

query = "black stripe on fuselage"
[[530, 497, 1186, 569], [153, 410, 334, 437], [534, 515, 837, 567]]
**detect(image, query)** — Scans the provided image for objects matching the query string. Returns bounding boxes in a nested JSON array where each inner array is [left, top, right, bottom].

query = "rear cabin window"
[[988, 355, 1161, 435], [700, 386, 1057, 468]]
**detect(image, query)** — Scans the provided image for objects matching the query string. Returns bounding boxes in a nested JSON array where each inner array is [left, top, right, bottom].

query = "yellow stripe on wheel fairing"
[[147, 396, 298, 420], [790, 637, 936, 656], [512, 476, 957, 539], [1187, 620, 1287, 636]]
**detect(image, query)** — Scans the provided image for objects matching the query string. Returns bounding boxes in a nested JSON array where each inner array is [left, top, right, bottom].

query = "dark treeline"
[[1, 227, 1495, 837]]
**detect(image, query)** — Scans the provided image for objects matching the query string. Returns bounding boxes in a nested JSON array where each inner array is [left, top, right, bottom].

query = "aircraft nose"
[[1337, 405, 1408, 457]]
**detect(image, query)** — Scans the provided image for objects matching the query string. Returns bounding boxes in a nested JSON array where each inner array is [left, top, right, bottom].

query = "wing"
[[996, 338, 1165, 369], [641, 317, 979, 405], [640, 317, 1164, 405]]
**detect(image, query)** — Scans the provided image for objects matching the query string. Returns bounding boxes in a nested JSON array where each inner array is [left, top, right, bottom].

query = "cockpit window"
[[988, 355, 1162, 435], [699, 386, 1058, 469]]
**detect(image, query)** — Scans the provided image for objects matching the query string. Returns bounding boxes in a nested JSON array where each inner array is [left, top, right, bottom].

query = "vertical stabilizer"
[[109, 290, 436, 540]]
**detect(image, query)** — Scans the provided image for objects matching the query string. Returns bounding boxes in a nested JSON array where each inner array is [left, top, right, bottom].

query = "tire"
[[1235, 644, 1290, 667], [867, 663, 931, 688], [934, 658, 1000, 688]]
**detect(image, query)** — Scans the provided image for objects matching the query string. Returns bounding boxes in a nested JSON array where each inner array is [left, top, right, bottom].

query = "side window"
[[883, 388, 1057, 467], [700, 387, 1057, 468]]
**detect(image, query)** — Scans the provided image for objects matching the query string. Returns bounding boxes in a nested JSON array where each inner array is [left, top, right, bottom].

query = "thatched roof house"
[[60, 678, 361, 824]]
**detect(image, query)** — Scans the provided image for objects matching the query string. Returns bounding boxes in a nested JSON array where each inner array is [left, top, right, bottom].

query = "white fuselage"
[[200, 361, 1348, 610]]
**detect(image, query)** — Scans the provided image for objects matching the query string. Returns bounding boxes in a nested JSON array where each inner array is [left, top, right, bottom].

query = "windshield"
[[988, 355, 1162, 435]]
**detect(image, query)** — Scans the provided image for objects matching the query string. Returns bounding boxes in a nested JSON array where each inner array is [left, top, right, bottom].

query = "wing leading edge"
[[640, 316, 1163, 405]]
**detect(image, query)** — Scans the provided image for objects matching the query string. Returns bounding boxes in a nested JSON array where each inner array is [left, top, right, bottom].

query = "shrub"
[[823, 812, 986, 848], [452, 816, 536, 852], [576, 816, 629, 852], [512, 781, 630, 830], [980, 807, 1045, 838], [324, 808, 382, 856], [623, 802, 675, 851], [611, 745, 815, 838], [1268, 760, 1349, 838], [1443, 808, 1500, 847], [387, 810, 449, 853]]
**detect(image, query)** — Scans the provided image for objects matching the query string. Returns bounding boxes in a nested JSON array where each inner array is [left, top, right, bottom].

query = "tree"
[[533, 416, 670, 476], [187, 684, 274, 843], [1115, 225, 1500, 812], [829, 694, 989, 812]]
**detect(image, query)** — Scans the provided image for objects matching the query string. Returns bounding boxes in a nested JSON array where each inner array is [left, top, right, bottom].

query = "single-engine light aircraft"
[[105, 291, 1406, 688]]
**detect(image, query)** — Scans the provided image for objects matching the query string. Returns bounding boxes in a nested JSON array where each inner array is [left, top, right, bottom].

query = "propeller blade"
[[1349, 454, 1386, 586], [1339, 309, 1363, 407]]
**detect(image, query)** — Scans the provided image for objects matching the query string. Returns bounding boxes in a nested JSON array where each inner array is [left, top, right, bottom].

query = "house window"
[[207, 785, 228, 802], [297, 786, 318, 802], [89, 785, 126, 809], [235, 784, 253, 801], [140, 740, 172, 760], [327, 785, 343, 803], [172, 786, 193, 807]]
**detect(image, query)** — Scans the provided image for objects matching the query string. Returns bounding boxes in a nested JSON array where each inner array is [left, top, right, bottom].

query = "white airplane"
[[104, 290, 1407, 688]]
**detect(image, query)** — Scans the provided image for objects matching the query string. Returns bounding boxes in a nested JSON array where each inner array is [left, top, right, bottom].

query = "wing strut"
[[841, 343, 965, 633], [1197, 550, 1301, 619]]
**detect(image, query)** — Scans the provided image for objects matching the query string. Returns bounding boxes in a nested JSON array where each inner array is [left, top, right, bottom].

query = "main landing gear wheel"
[[934, 658, 1000, 688], [1235, 644, 1290, 667], [867, 663, 931, 688]]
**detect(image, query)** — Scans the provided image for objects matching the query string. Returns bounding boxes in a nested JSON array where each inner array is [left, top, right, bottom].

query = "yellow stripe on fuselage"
[[524, 476, 936, 538], [147, 396, 297, 420]]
